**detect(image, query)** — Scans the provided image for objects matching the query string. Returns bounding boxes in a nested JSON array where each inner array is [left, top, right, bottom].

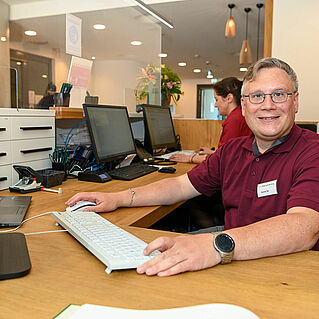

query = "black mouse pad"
[[0, 233, 31, 280]]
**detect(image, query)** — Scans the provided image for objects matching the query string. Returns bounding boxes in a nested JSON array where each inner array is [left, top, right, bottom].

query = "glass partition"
[[1, 1, 162, 110]]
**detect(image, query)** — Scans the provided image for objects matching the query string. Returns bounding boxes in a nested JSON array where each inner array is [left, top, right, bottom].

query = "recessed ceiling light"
[[42, 74, 48, 78], [16, 61, 21, 65], [240, 67, 248, 72], [178, 62, 187, 67], [158, 53, 167, 58], [207, 70, 213, 79], [0, 36, 6, 42], [131, 40, 142, 46], [91, 56, 96, 60], [24, 30, 37, 36], [193, 68, 201, 73], [93, 24, 106, 30]]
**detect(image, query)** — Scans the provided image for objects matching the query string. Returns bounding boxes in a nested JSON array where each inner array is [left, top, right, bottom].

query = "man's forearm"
[[116, 174, 199, 208], [226, 207, 319, 260]]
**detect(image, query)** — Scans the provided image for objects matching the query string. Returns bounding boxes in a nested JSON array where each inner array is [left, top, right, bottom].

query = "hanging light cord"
[[244, 8, 251, 40], [256, 4, 264, 60]]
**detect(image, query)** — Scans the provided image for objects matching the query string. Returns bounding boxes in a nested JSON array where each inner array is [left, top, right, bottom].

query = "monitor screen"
[[142, 104, 178, 153], [83, 104, 136, 164]]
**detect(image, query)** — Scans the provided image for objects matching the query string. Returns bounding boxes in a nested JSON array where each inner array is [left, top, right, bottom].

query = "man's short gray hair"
[[241, 57, 298, 95]]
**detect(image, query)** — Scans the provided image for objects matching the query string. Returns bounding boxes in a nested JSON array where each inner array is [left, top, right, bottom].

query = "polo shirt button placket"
[[256, 158, 260, 162]]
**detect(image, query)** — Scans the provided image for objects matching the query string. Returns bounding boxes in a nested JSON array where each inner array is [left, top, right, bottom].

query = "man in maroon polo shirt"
[[67, 57, 319, 277]]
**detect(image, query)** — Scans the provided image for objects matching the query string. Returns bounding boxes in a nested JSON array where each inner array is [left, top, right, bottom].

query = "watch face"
[[215, 234, 235, 253]]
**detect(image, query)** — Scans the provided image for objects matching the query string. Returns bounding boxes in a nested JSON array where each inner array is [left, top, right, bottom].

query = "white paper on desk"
[[115, 154, 136, 168], [69, 303, 259, 319]]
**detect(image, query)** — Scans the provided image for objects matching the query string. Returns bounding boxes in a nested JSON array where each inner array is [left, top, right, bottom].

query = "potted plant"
[[135, 64, 182, 106]]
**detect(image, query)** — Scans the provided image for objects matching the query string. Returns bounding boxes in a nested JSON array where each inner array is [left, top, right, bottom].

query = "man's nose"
[[260, 94, 276, 109]]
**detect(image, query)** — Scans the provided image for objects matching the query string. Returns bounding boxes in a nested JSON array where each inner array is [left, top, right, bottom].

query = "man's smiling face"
[[241, 67, 299, 151]]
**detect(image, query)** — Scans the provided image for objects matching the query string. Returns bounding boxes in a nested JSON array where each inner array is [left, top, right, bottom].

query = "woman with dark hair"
[[170, 77, 251, 164]]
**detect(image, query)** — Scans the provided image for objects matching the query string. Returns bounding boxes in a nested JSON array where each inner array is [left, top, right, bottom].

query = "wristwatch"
[[213, 233, 235, 264]]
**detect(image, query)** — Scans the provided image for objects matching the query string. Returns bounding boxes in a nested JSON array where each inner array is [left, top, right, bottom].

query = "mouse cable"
[[24, 229, 68, 236], [0, 211, 56, 233]]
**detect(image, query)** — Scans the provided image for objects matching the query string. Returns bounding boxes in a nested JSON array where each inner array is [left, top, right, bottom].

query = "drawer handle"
[[21, 147, 53, 154], [20, 126, 53, 131], [0, 152, 7, 157], [0, 177, 7, 182], [0, 128, 6, 132]]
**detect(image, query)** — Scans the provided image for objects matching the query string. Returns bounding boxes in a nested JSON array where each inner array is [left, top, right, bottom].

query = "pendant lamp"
[[256, 3, 264, 60], [225, 4, 236, 38], [239, 8, 252, 65]]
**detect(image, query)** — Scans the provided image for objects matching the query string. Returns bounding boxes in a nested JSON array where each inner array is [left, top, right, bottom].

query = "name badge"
[[257, 180, 278, 198]]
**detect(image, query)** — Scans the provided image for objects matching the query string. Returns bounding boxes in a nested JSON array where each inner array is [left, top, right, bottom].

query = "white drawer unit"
[[11, 116, 55, 140], [0, 117, 11, 141], [11, 138, 55, 163], [0, 165, 12, 191], [0, 141, 12, 165], [0, 108, 56, 190]]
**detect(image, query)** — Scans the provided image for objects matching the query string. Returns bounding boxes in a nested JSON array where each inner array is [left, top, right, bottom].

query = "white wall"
[[272, 0, 319, 121], [176, 78, 213, 118], [89, 60, 143, 112]]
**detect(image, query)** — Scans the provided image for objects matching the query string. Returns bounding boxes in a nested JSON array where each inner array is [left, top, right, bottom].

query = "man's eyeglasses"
[[243, 91, 294, 104]]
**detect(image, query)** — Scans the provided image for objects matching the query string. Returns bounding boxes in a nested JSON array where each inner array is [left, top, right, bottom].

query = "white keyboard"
[[157, 150, 195, 160], [51, 211, 159, 274]]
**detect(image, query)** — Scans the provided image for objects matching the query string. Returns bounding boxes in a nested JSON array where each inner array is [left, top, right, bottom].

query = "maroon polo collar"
[[242, 124, 302, 155]]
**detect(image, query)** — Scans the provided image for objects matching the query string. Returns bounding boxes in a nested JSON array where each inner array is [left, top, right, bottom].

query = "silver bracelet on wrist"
[[128, 188, 135, 207]]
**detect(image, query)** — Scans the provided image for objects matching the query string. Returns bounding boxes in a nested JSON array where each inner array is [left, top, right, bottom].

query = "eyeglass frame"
[[242, 90, 296, 104]]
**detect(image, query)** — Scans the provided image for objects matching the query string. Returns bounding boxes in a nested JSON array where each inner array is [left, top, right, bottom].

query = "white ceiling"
[[4, 0, 265, 80]]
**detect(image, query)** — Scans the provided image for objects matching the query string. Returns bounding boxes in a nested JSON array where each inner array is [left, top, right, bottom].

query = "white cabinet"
[[0, 108, 55, 190]]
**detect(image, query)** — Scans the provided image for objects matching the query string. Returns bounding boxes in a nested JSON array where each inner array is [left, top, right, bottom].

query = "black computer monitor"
[[142, 104, 178, 154], [83, 104, 136, 164]]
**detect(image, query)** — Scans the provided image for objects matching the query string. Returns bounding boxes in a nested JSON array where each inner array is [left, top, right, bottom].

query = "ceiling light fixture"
[[158, 53, 167, 57], [207, 70, 214, 79], [130, 0, 174, 29], [240, 67, 248, 72], [91, 56, 96, 60], [16, 61, 21, 65], [225, 4, 236, 38], [239, 8, 252, 66], [93, 24, 106, 30], [256, 3, 264, 60], [0, 36, 6, 42], [24, 30, 37, 36], [131, 40, 142, 46], [42, 74, 48, 78], [178, 62, 186, 67], [193, 68, 201, 73]]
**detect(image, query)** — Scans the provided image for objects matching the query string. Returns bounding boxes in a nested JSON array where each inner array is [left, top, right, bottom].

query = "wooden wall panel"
[[173, 119, 223, 150]]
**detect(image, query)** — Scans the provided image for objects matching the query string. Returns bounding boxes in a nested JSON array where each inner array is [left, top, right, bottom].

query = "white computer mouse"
[[66, 200, 97, 212]]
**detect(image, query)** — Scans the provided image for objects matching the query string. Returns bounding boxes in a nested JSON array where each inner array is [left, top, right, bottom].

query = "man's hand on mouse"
[[65, 192, 120, 213]]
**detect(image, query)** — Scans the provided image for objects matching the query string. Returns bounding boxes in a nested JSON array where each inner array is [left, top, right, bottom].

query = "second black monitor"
[[83, 104, 136, 164], [142, 104, 178, 154]]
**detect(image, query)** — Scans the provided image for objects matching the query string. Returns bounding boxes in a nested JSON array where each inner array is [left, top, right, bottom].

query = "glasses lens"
[[249, 93, 264, 104], [271, 91, 287, 103]]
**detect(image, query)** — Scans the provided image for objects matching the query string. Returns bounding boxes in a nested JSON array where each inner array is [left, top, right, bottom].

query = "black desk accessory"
[[0, 233, 31, 280], [158, 167, 176, 173], [0, 196, 31, 227], [78, 170, 112, 183]]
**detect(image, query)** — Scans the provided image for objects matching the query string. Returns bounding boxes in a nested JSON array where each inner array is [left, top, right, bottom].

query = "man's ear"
[[293, 91, 299, 113], [241, 98, 246, 116]]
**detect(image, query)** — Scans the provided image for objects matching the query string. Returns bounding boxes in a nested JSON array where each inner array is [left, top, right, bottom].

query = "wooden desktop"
[[0, 163, 318, 319]]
